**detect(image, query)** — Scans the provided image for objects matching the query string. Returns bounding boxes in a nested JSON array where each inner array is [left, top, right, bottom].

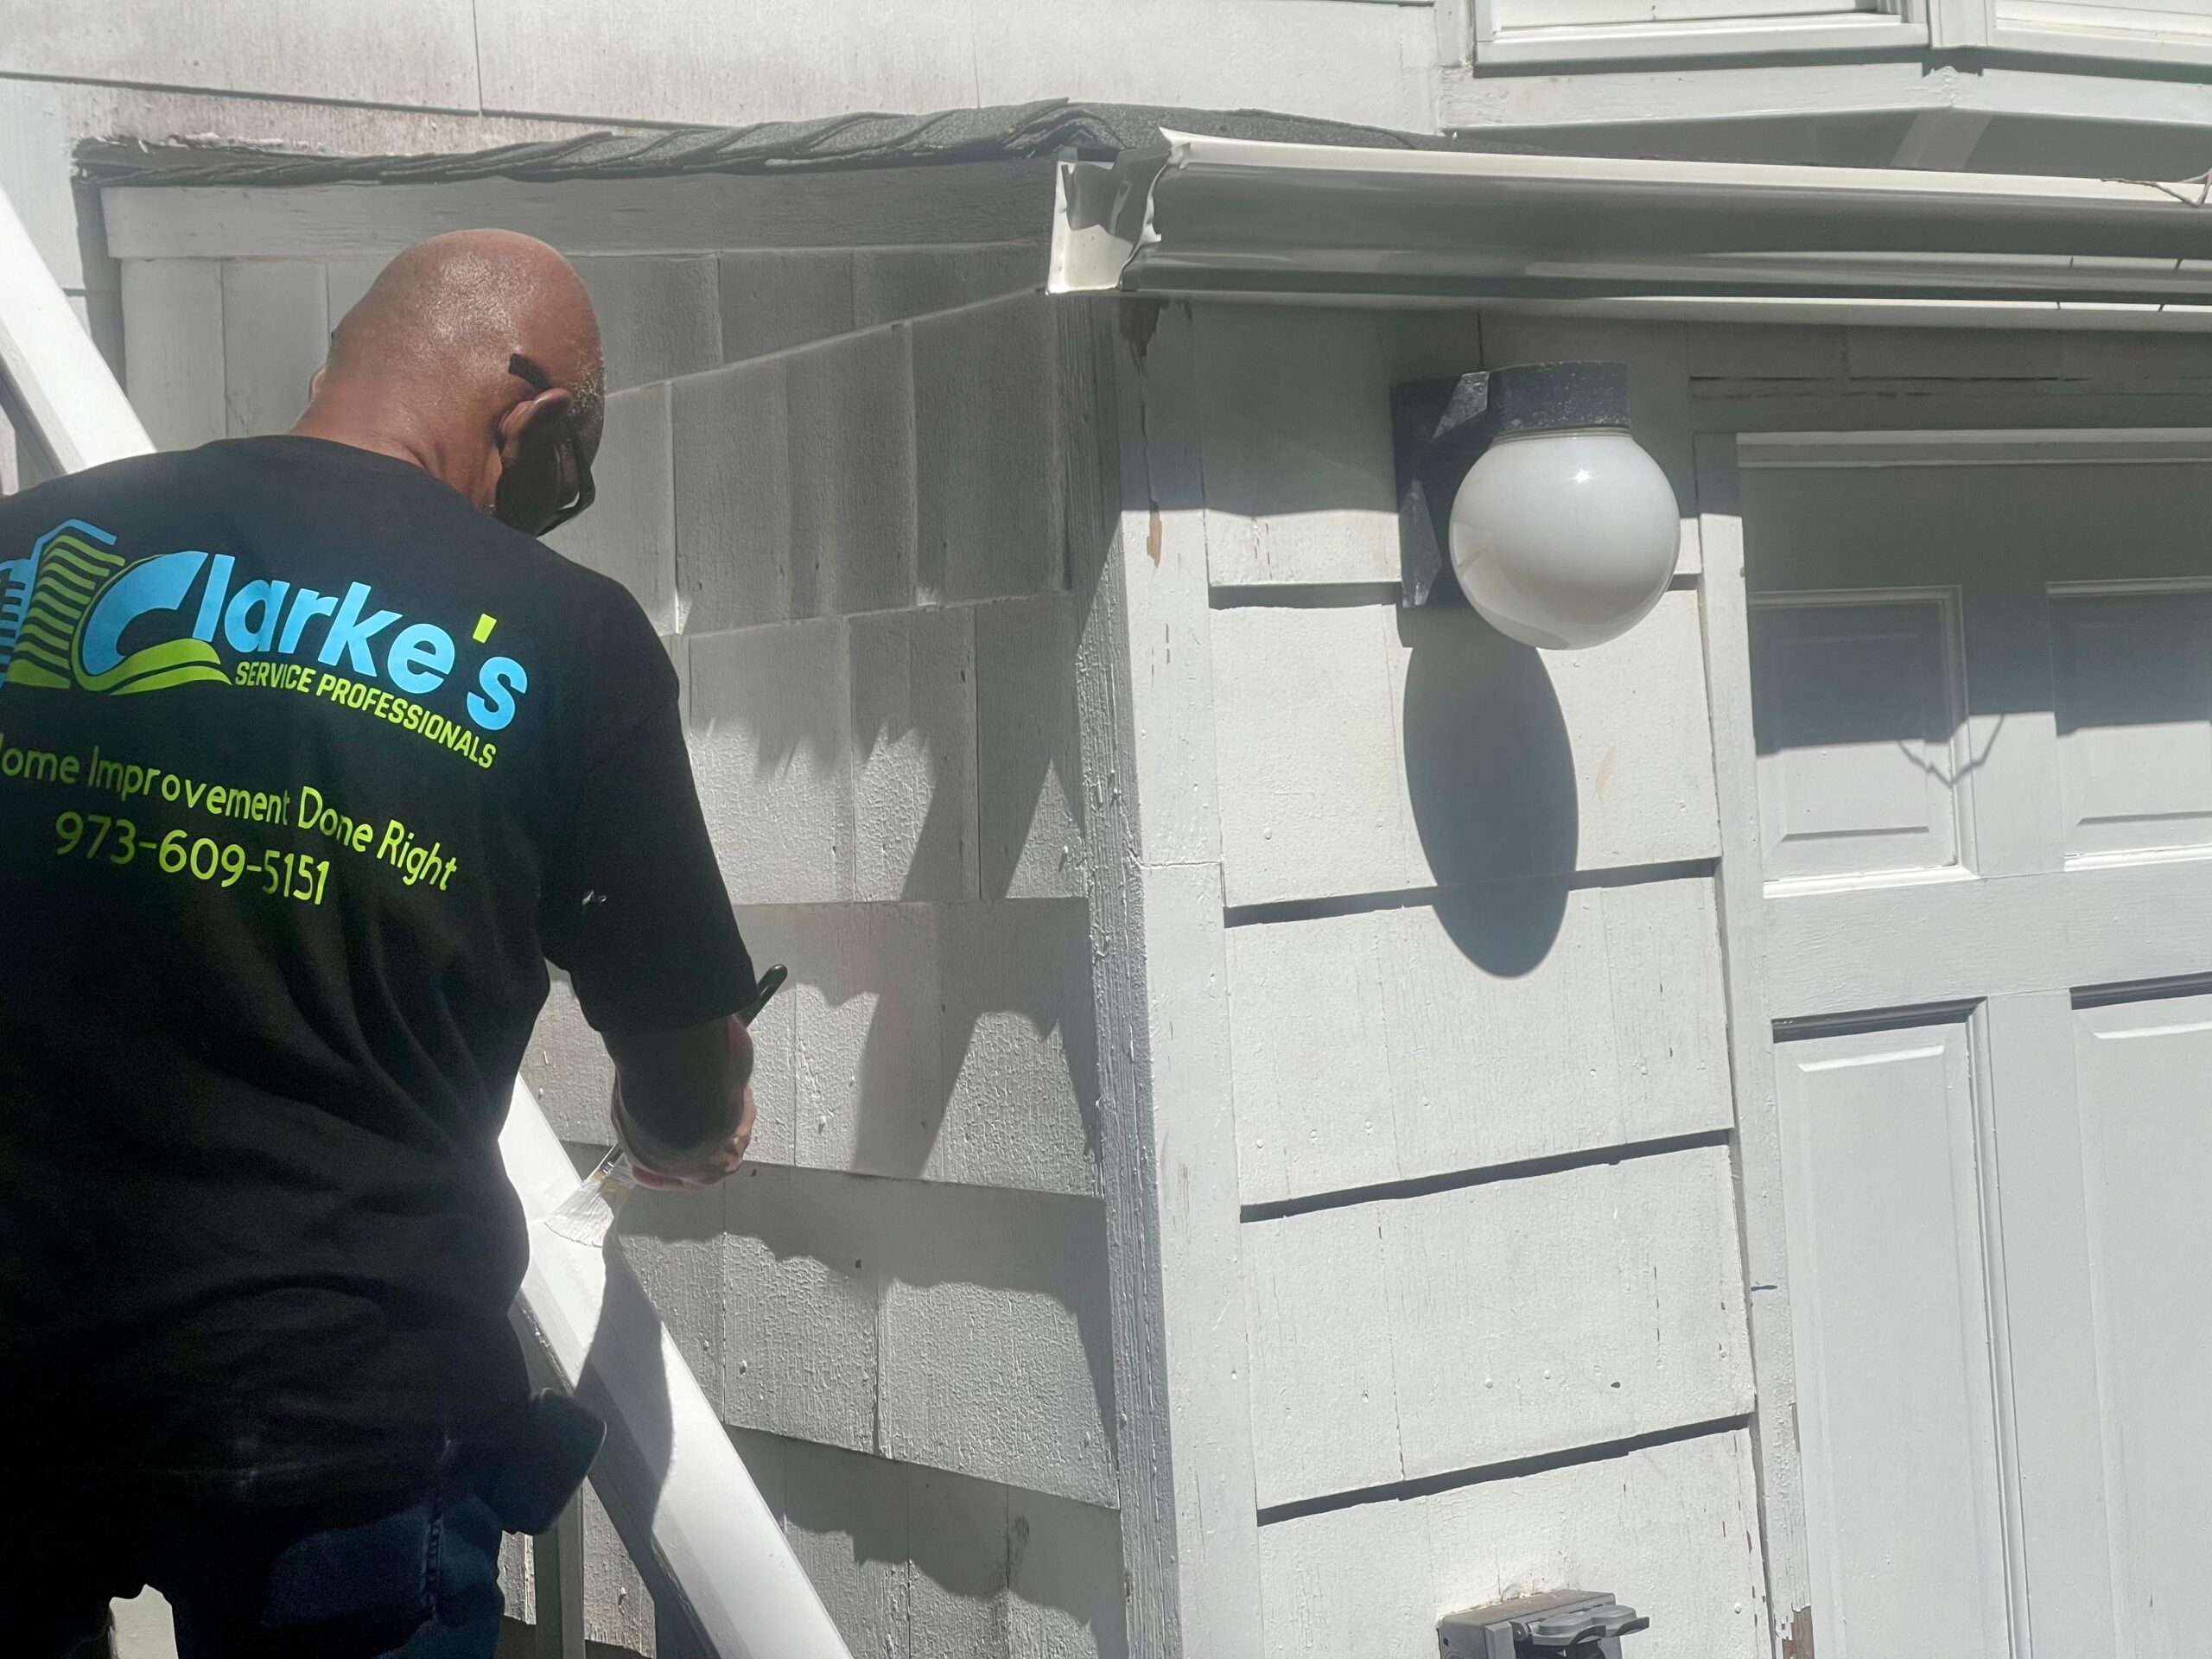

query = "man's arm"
[[543, 597, 763, 1190], [604, 1014, 757, 1188]]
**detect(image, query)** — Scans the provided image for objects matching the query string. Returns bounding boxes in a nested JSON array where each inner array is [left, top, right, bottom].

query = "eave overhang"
[[1052, 132, 2212, 330]]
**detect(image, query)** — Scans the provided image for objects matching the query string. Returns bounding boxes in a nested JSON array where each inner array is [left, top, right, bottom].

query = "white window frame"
[[1983, 0, 2212, 70], [1469, 0, 1930, 66]]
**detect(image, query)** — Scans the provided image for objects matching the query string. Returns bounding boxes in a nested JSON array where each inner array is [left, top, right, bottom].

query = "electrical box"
[[1438, 1590, 1649, 1659]]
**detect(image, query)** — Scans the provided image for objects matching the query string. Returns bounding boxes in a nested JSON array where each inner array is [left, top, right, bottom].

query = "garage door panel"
[[1750, 594, 1967, 886], [2051, 588, 2212, 866], [2073, 986, 2212, 1654], [1774, 1016, 2018, 1659]]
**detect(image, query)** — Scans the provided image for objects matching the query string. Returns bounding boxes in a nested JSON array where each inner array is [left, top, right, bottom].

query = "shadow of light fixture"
[[1395, 362, 1678, 650]]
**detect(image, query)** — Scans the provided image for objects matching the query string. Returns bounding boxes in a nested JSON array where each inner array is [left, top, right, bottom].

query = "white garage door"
[[1738, 435, 2212, 1659]]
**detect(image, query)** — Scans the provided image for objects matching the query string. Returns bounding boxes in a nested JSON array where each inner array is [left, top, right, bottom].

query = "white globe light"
[[1446, 425, 1679, 651]]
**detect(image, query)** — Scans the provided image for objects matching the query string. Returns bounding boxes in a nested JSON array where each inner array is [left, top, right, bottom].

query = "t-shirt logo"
[[0, 520, 226, 695], [0, 519, 532, 768]]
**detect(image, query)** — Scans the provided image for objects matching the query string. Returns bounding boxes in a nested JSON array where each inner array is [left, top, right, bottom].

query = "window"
[[1500, 0, 1891, 24], [1995, 0, 2212, 63], [1471, 0, 1924, 63]]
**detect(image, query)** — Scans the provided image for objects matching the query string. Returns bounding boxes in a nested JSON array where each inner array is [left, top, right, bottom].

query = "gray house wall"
[[1135, 299, 2212, 1658], [1104, 300, 1760, 1659]]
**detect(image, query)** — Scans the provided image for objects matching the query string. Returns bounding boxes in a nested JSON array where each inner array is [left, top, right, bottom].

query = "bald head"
[[296, 231, 605, 529], [328, 230, 603, 446]]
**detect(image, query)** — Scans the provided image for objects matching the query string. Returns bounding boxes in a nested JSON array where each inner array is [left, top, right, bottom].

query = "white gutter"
[[0, 181, 850, 1659], [1051, 131, 2212, 327]]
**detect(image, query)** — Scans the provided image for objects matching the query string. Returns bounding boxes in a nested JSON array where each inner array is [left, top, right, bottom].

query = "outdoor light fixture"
[[1393, 362, 1678, 650]]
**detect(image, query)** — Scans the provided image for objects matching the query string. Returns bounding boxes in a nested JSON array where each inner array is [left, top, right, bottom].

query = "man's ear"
[[308, 365, 326, 401], [496, 387, 573, 462]]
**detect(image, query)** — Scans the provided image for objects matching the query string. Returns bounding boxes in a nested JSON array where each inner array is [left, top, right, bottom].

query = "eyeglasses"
[[506, 353, 596, 536]]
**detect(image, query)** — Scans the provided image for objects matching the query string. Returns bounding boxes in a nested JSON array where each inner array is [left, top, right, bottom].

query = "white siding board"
[[854, 244, 1043, 331], [1230, 876, 1732, 1205], [729, 899, 1094, 1197], [908, 1464, 1010, 1659], [1243, 1146, 1752, 1509], [976, 594, 1089, 899], [686, 620, 853, 906], [119, 259, 225, 451], [1243, 1207, 1402, 1504], [1007, 1485, 1130, 1659], [470, 0, 1433, 131], [1212, 605, 1410, 904], [105, 164, 1058, 261], [574, 255, 723, 392], [1685, 321, 1849, 382], [1194, 307, 1400, 588], [1257, 1429, 1769, 1659], [1257, 1495, 1431, 1659], [728, 1433, 1128, 1659], [0, 3, 480, 111], [1598, 879, 1734, 1139], [1382, 1148, 1750, 1483], [849, 604, 979, 905], [1388, 596, 1717, 882], [779, 901, 944, 1180], [219, 259, 326, 437], [912, 295, 1065, 604], [1844, 324, 2064, 380], [716, 1168, 883, 1455], [937, 899, 1099, 1196], [781, 1437, 914, 1659], [787, 322, 918, 618], [632, 1165, 1128, 1487], [1230, 906, 1401, 1199], [875, 1181, 1117, 1506], [719, 251, 857, 365], [673, 357, 796, 632], [1212, 593, 1719, 906], [547, 382, 677, 630]]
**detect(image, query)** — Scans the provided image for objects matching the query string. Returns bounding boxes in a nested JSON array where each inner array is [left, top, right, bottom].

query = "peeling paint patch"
[[1147, 507, 1164, 565], [1782, 1605, 1815, 1659], [1119, 296, 1165, 362]]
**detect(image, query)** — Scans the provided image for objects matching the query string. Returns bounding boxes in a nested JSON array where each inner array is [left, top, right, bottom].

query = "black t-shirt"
[[0, 437, 753, 1502]]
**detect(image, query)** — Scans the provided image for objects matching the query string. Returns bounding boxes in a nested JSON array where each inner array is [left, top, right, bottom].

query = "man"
[[0, 231, 758, 1656]]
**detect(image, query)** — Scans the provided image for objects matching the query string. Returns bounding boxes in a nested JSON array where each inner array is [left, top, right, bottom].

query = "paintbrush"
[[544, 965, 787, 1247]]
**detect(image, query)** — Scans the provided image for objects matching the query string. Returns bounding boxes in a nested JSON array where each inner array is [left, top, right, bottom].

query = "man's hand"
[[626, 1080, 754, 1190], [604, 1012, 756, 1188]]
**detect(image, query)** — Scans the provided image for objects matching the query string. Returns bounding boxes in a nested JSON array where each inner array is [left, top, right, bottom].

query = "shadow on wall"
[[1398, 604, 1580, 976]]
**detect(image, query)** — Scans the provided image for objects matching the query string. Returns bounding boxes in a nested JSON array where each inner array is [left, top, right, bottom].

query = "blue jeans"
[[8, 1476, 505, 1659]]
